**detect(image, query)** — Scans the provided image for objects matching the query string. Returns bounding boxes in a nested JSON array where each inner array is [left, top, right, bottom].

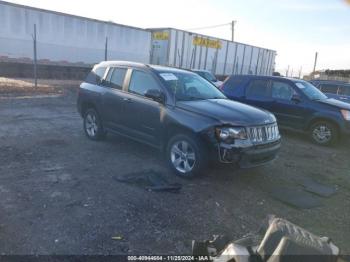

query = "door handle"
[[123, 98, 132, 103]]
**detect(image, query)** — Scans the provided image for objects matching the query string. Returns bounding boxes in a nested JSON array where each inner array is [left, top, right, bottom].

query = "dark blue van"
[[221, 75, 350, 145]]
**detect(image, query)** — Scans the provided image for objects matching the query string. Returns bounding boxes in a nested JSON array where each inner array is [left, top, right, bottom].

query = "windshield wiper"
[[177, 96, 205, 101], [210, 97, 226, 100]]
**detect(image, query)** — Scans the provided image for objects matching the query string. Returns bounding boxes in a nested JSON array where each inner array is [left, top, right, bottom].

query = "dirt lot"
[[0, 79, 349, 255]]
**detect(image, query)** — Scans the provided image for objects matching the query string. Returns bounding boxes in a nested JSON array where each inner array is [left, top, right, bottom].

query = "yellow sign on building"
[[193, 36, 222, 49], [153, 31, 169, 40]]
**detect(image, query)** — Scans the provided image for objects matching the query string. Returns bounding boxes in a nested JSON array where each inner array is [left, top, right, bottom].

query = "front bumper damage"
[[217, 139, 281, 168]]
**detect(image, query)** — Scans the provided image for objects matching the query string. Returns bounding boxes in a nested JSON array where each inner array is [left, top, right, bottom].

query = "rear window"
[[246, 80, 270, 98], [319, 84, 339, 94], [105, 68, 127, 90], [338, 85, 350, 96], [85, 66, 107, 85]]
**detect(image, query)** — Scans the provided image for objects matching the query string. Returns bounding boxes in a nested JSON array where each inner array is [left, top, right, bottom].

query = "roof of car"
[[97, 61, 194, 74], [231, 75, 303, 82], [148, 65, 194, 74], [192, 69, 211, 73], [310, 80, 349, 85], [98, 60, 148, 68]]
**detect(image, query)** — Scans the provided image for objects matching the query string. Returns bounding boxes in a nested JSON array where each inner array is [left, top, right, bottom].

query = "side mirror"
[[291, 94, 301, 103], [145, 89, 165, 103]]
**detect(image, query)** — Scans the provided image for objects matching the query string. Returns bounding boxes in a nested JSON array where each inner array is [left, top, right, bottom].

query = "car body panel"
[[78, 61, 282, 167], [221, 75, 350, 136]]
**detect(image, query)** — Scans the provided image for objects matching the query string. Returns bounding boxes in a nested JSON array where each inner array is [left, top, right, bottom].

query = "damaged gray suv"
[[77, 61, 281, 177]]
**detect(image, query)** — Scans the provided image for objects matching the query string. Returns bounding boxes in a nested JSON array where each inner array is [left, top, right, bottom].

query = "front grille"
[[247, 123, 280, 144]]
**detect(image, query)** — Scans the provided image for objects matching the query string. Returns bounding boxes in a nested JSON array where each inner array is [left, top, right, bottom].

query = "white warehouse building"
[[0, 0, 276, 76]]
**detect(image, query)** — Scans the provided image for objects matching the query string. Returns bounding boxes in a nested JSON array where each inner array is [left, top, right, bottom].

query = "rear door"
[[243, 79, 273, 110], [101, 67, 128, 132], [122, 70, 164, 147]]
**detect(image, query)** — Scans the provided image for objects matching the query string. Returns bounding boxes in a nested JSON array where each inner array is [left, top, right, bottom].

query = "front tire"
[[83, 108, 106, 141], [166, 134, 207, 178], [310, 121, 338, 146]]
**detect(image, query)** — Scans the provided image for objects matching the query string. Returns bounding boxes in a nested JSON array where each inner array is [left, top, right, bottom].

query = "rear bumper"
[[216, 140, 281, 168]]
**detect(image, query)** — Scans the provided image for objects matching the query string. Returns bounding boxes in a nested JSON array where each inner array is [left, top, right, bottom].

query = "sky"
[[5, 0, 350, 76]]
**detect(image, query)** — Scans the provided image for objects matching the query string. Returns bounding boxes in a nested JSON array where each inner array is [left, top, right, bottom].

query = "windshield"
[[202, 71, 217, 82], [157, 71, 226, 101], [295, 81, 328, 100]]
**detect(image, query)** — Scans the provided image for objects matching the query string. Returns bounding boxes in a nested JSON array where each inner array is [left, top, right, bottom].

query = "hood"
[[317, 98, 350, 110], [176, 99, 276, 126]]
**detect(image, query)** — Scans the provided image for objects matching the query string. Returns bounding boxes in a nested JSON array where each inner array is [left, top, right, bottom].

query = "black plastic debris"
[[113, 170, 182, 193], [298, 178, 336, 197], [270, 187, 323, 209]]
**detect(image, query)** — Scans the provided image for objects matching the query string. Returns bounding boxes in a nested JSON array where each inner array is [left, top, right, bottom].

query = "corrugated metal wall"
[[0, 1, 276, 76], [0, 1, 151, 65], [150, 28, 276, 76]]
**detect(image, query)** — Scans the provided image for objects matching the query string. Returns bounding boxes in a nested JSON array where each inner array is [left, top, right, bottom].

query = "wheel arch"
[[81, 100, 98, 117], [162, 123, 198, 152]]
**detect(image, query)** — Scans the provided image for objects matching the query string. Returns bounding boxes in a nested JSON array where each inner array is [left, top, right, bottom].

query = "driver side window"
[[128, 71, 160, 96], [271, 81, 295, 100]]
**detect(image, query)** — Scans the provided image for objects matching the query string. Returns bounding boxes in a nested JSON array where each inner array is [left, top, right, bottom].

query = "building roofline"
[[0, 0, 148, 33], [0, 1, 276, 53], [147, 27, 277, 53]]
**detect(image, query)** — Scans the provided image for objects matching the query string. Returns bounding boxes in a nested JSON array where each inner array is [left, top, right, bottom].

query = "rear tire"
[[309, 121, 338, 146], [83, 108, 106, 141], [166, 134, 208, 178]]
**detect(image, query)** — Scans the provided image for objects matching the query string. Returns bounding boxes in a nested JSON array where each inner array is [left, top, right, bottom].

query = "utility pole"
[[299, 66, 302, 79], [33, 24, 37, 88], [286, 65, 290, 77], [104, 37, 108, 61], [231, 20, 236, 42], [313, 52, 318, 73], [291, 68, 294, 78]]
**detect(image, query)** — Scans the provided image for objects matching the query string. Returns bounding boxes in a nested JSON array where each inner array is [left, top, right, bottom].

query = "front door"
[[270, 80, 306, 129], [123, 70, 163, 147]]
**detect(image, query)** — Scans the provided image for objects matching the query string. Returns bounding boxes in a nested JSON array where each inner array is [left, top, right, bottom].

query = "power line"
[[186, 22, 231, 31]]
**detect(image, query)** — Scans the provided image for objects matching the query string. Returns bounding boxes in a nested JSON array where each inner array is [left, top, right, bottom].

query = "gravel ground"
[[0, 81, 349, 255]]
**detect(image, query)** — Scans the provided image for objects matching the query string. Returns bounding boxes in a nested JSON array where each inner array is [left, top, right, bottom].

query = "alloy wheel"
[[85, 113, 98, 137], [312, 124, 332, 144], [170, 140, 196, 174]]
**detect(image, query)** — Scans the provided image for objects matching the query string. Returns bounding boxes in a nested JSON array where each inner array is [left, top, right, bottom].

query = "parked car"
[[192, 69, 223, 87], [77, 61, 281, 178], [309, 80, 350, 104], [221, 75, 350, 146]]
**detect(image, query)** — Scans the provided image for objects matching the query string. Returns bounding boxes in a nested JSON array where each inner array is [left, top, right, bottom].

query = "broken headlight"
[[341, 109, 350, 121], [215, 127, 248, 143]]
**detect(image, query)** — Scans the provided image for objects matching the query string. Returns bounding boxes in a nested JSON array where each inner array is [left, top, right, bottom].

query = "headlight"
[[215, 127, 248, 142], [341, 109, 350, 121]]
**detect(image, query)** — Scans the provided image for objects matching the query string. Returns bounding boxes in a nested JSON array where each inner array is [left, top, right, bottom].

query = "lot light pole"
[[105, 37, 108, 61], [313, 52, 318, 74], [32, 24, 37, 88], [231, 20, 236, 42]]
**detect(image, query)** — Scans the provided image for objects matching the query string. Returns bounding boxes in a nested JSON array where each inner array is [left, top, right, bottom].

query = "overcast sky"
[[5, 0, 350, 75]]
